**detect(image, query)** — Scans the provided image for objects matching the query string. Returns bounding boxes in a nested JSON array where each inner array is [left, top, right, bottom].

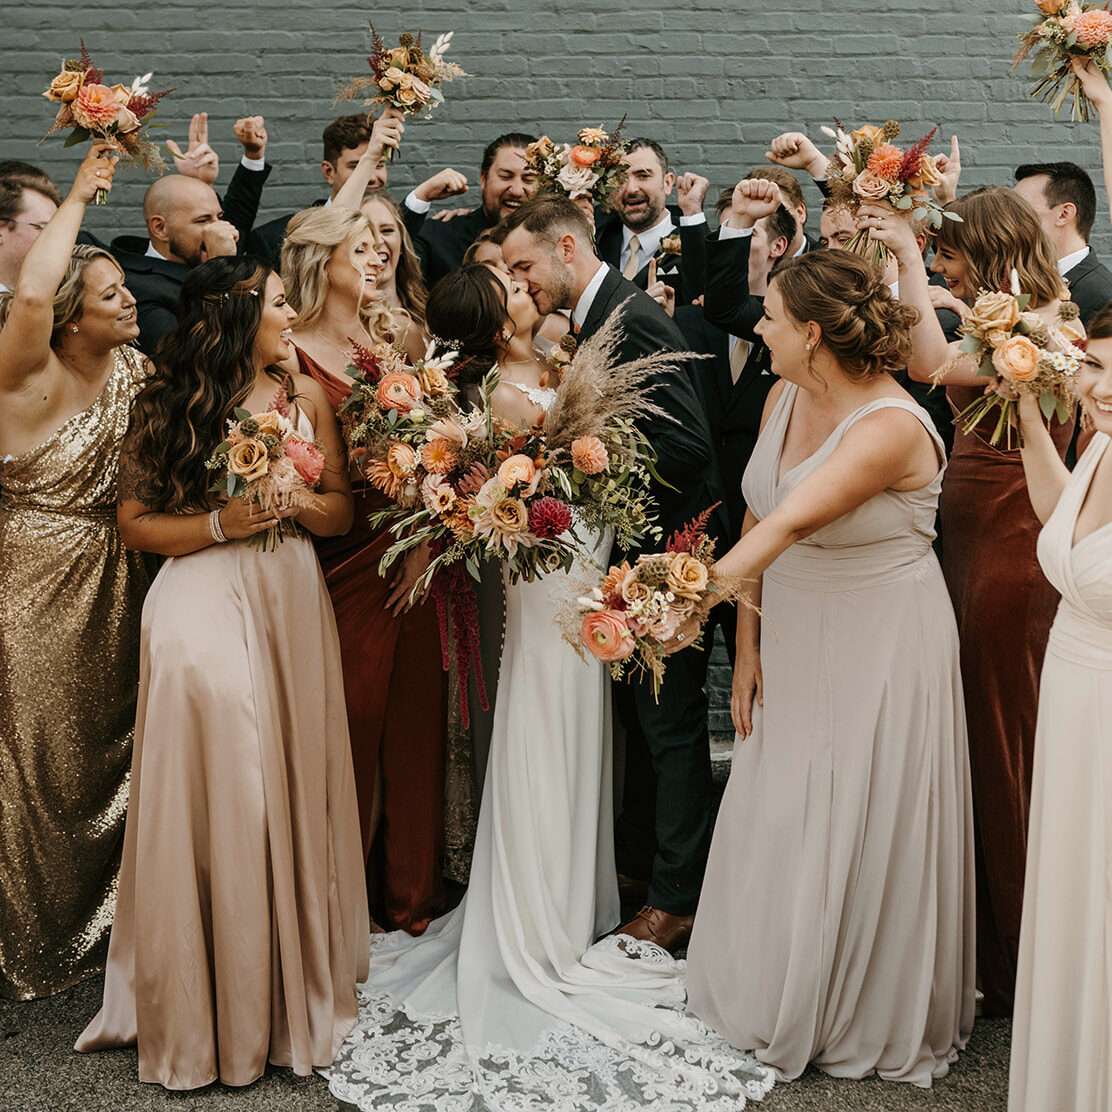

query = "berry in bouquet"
[[42, 42, 172, 204], [205, 407, 326, 550], [939, 271, 1086, 447], [1015, 0, 1112, 121], [821, 120, 961, 268]]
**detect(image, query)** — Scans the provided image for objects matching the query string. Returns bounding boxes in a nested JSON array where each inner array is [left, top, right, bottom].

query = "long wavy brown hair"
[[935, 187, 1066, 309], [123, 257, 284, 512]]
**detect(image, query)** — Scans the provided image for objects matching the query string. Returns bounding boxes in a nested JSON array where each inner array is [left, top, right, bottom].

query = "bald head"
[[144, 175, 223, 266]]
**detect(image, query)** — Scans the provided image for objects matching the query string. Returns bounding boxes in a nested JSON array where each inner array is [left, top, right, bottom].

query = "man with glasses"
[[0, 172, 60, 294]]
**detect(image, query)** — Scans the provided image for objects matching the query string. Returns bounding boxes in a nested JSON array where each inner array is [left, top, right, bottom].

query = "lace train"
[[327, 936, 775, 1112]]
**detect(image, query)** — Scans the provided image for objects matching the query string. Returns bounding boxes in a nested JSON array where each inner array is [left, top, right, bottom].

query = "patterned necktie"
[[622, 234, 642, 280]]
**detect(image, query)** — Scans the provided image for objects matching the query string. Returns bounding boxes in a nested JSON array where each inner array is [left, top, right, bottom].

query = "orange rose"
[[581, 610, 635, 663], [992, 335, 1041, 383], [571, 435, 609, 475], [44, 69, 85, 104], [376, 371, 421, 412], [227, 439, 270, 482], [72, 83, 123, 130], [570, 145, 601, 168], [497, 453, 536, 489], [665, 553, 710, 600]]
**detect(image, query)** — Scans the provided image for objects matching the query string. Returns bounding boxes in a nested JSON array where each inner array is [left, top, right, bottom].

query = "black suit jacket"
[[113, 161, 271, 355], [248, 195, 427, 273], [415, 206, 492, 287], [1063, 249, 1112, 325], [595, 204, 703, 307], [577, 266, 726, 556]]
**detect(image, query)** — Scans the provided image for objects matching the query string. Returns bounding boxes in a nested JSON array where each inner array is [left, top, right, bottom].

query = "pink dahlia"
[[527, 496, 573, 539]]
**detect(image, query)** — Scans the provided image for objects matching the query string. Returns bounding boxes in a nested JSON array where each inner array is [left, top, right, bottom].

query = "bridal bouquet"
[[1014, 0, 1112, 121], [205, 408, 326, 549], [821, 120, 960, 267], [42, 43, 172, 203], [568, 506, 730, 699], [940, 274, 1086, 447], [338, 27, 466, 157], [524, 124, 631, 210]]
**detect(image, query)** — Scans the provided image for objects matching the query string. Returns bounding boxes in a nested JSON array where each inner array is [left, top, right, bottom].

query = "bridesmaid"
[[0, 146, 153, 1000], [686, 250, 975, 1086], [76, 256, 367, 1088], [869, 189, 1073, 1017], [1009, 307, 1112, 1112], [280, 205, 448, 934]]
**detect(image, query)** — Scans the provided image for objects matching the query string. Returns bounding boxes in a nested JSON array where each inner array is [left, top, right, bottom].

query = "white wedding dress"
[[327, 384, 774, 1111]]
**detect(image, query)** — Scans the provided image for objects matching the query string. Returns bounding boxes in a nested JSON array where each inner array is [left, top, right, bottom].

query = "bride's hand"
[[731, 646, 763, 739]]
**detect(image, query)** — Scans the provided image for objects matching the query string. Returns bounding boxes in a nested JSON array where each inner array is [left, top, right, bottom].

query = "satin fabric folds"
[[76, 455, 368, 1088]]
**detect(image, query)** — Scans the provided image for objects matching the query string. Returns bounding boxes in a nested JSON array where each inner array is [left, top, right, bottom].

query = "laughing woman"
[[76, 256, 368, 1089]]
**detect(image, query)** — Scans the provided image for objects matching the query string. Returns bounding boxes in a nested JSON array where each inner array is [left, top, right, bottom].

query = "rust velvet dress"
[[940, 387, 1073, 1017], [296, 348, 447, 933]]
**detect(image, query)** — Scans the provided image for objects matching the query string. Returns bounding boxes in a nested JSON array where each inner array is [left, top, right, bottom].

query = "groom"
[[501, 195, 727, 952]]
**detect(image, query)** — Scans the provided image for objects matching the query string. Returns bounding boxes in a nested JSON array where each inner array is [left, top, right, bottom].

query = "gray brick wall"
[[4, 0, 1108, 253]]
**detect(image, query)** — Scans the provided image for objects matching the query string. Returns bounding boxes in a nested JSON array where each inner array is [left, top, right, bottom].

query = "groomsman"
[[596, 139, 707, 305], [501, 195, 726, 953], [111, 116, 271, 354], [0, 170, 60, 294], [1013, 161, 1112, 324], [413, 132, 539, 285]]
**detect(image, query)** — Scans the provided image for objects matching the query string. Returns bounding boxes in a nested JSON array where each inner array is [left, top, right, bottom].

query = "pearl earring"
[[70, 324, 79, 334]]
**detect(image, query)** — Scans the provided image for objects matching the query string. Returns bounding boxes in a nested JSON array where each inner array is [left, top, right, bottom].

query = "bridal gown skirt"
[[328, 530, 776, 1110], [76, 535, 369, 1089]]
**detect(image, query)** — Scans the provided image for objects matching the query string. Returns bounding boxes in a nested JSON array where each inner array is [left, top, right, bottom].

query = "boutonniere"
[[660, 234, 682, 256]]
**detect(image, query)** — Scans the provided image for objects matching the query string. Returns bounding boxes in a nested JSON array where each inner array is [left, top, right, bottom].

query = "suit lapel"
[[579, 266, 625, 339]]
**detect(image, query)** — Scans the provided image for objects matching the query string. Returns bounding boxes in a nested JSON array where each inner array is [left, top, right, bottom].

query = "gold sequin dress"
[[0, 344, 152, 1000]]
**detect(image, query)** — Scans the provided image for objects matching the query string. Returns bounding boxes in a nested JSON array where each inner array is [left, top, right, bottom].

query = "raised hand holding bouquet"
[[1015, 0, 1112, 121], [940, 272, 1086, 447], [524, 124, 631, 220], [42, 42, 172, 203], [821, 120, 960, 267], [205, 406, 326, 550]]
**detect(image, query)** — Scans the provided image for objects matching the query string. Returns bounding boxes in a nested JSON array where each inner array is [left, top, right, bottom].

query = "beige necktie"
[[729, 337, 752, 384], [622, 235, 642, 280]]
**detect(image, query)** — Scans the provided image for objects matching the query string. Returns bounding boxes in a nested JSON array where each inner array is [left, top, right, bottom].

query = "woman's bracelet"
[[209, 507, 228, 544]]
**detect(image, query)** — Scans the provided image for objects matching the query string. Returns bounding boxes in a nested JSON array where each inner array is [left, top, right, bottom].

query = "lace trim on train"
[[327, 936, 775, 1111]]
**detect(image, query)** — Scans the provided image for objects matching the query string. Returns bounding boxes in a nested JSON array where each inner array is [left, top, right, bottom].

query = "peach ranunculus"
[[570, 145, 601, 168], [665, 553, 710, 600], [581, 610, 636, 663], [571, 435, 610, 475], [283, 437, 326, 486], [968, 290, 1022, 336], [497, 453, 536, 490], [850, 169, 892, 202], [386, 441, 418, 479], [44, 69, 85, 103], [992, 335, 1041, 383], [72, 83, 124, 130], [376, 371, 422, 412], [227, 438, 271, 482]]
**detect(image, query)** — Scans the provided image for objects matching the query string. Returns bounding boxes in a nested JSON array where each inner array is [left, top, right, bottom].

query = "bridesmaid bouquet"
[[205, 408, 326, 550], [940, 275, 1086, 447], [1014, 0, 1112, 121], [338, 27, 466, 158], [821, 119, 960, 267], [524, 124, 631, 210], [566, 506, 731, 699], [42, 43, 172, 203]]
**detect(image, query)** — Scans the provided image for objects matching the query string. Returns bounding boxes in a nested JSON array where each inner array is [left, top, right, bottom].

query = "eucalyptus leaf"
[[1039, 391, 1057, 421], [960, 335, 981, 355], [233, 407, 253, 421]]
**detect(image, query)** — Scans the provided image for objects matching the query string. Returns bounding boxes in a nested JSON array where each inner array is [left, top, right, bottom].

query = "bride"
[[326, 262, 774, 1110]]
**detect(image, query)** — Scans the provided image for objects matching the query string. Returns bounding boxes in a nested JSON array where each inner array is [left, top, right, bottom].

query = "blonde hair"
[[360, 192, 428, 329], [0, 243, 123, 342], [280, 205, 392, 337], [773, 249, 920, 380], [935, 187, 1066, 308]]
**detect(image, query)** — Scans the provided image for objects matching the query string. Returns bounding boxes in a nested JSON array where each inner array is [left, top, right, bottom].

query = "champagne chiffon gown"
[[1009, 432, 1112, 1112], [687, 384, 976, 1087], [76, 401, 369, 1089]]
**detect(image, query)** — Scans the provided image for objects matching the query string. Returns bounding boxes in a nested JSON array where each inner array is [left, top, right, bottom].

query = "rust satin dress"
[[940, 387, 1073, 1017], [296, 348, 447, 933]]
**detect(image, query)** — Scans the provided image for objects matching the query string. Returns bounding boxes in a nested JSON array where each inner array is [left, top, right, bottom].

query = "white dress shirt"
[[572, 261, 610, 329], [1058, 244, 1090, 276], [620, 210, 706, 276]]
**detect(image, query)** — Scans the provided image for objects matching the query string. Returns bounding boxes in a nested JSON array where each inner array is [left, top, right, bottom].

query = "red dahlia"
[[528, 497, 572, 539]]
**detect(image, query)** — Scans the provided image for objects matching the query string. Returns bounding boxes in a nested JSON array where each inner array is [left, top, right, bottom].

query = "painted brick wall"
[[3, 0, 1106, 253]]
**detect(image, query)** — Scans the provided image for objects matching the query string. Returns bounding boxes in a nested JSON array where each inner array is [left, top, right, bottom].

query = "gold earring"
[[1082, 403, 1096, 432]]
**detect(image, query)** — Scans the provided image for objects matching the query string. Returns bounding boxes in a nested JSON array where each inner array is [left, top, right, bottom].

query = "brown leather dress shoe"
[[616, 905, 695, 954]]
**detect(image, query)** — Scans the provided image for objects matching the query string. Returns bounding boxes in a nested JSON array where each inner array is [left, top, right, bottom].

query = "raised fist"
[[234, 116, 268, 161], [728, 178, 783, 228], [676, 172, 710, 216]]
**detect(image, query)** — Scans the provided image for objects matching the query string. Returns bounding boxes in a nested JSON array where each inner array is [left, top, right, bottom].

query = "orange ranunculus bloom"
[[570, 145, 602, 168], [581, 610, 635, 662], [376, 371, 422, 412]]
